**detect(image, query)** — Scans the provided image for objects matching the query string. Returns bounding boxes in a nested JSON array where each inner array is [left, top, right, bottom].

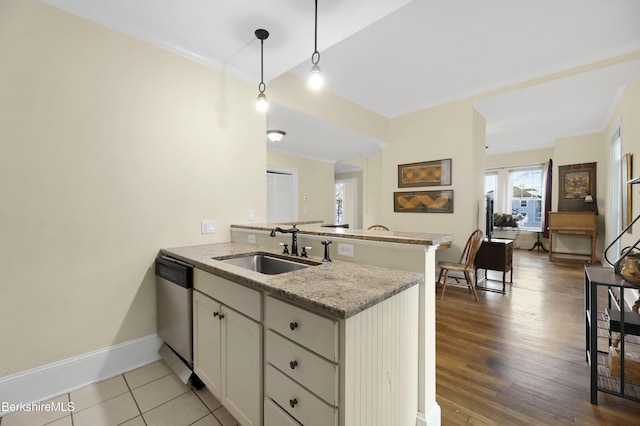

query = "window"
[[335, 183, 345, 224], [485, 165, 545, 230]]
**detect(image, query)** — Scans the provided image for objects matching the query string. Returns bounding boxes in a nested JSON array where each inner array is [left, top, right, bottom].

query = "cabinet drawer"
[[194, 269, 261, 321], [266, 296, 338, 362], [264, 398, 301, 426], [266, 330, 338, 406], [266, 365, 337, 426]]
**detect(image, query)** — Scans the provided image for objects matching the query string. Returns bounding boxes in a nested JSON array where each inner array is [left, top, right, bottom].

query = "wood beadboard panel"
[[342, 286, 419, 425]]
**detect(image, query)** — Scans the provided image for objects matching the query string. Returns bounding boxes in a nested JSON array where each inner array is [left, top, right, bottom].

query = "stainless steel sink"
[[215, 253, 319, 275]]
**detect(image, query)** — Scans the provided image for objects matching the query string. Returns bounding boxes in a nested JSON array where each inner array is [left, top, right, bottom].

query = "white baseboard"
[[417, 403, 441, 426], [0, 334, 162, 416]]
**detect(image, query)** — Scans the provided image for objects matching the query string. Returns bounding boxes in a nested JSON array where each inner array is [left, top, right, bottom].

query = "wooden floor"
[[436, 250, 640, 425]]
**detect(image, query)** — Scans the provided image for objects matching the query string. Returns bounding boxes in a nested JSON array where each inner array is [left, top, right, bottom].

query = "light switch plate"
[[248, 234, 257, 244], [201, 220, 214, 234]]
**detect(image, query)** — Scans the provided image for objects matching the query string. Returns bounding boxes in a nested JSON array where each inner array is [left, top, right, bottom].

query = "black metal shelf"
[[585, 267, 640, 404]]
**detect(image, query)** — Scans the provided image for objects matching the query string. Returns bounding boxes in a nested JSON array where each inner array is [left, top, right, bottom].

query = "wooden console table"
[[475, 238, 513, 293], [548, 212, 597, 263]]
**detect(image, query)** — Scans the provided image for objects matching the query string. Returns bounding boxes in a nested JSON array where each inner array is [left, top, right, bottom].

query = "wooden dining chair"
[[437, 229, 484, 301], [367, 225, 389, 231]]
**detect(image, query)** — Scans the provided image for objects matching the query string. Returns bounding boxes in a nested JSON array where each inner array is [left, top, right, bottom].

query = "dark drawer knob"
[[289, 398, 298, 408], [219, 314, 225, 320], [289, 360, 298, 370], [213, 312, 219, 317], [289, 322, 298, 331]]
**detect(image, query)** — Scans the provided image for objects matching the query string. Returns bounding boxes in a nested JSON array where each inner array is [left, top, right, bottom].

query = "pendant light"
[[308, 0, 324, 90], [255, 29, 269, 112]]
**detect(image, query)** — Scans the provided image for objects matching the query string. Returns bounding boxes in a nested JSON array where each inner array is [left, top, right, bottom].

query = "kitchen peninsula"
[[228, 223, 451, 426]]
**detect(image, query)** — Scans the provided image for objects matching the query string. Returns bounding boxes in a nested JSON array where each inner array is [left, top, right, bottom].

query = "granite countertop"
[[231, 223, 454, 247], [161, 242, 424, 319]]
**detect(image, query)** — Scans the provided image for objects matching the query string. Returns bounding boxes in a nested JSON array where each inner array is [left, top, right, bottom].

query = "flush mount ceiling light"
[[255, 28, 270, 112], [308, 0, 324, 90], [267, 130, 286, 143]]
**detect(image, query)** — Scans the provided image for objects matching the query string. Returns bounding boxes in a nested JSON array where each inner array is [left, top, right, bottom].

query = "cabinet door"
[[222, 306, 262, 426], [193, 291, 222, 399]]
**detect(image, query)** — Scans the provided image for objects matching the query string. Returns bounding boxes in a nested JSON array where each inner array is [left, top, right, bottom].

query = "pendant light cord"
[[259, 38, 265, 93], [312, 0, 320, 65]]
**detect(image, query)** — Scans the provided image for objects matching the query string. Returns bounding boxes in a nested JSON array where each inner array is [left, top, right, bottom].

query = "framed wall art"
[[397, 158, 451, 187], [558, 162, 597, 212], [393, 190, 454, 213], [623, 153, 633, 232]]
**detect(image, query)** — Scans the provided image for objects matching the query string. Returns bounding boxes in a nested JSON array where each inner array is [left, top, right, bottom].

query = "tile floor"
[[0, 360, 240, 426]]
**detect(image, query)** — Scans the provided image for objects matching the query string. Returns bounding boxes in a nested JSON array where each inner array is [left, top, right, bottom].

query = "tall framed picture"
[[623, 153, 633, 232], [558, 162, 596, 212], [398, 158, 451, 187]]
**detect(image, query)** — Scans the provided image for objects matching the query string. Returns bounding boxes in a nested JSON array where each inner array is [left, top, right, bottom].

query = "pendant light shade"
[[308, 0, 324, 90], [256, 92, 268, 112], [309, 63, 323, 90], [255, 29, 270, 111], [267, 130, 286, 143]]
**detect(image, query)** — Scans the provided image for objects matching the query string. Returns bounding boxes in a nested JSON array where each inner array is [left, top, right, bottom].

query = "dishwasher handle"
[[155, 256, 193, 288]]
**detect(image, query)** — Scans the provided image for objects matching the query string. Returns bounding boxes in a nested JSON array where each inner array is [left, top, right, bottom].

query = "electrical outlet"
[[338, 243, 354, 257], [248, 234, 257, 244], [201, 220, 214, 234]]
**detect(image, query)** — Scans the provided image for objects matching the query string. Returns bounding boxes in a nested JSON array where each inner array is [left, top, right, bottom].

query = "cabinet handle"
[[213, 312, 219, 317], [289, 398, 298, 408], [289, 360, 298, 370], [219, 314, 225, 320], [289, 321, 298, 331]]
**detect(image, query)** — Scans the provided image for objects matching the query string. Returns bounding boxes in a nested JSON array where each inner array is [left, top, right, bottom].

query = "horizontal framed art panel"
[[393, 190, 454, 213], [397, 158, 452, 187]]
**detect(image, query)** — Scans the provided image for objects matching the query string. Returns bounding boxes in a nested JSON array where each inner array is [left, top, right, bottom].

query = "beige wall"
[[268, 72, 391, 230], [341, 156, 384, 229], [267, 151, 335, 224], [607, 74, 640, 251], [485, 148, 554, 169], [485, 136, 608, 257], [553, 132, 607, 211], [553, 132, 607, 257], [270, 73, 389, 142], [384, 100, 485, 262], [0, 0, 266, 376]]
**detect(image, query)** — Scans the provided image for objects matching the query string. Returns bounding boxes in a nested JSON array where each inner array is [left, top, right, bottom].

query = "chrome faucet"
[[270, 225, 299, 256]]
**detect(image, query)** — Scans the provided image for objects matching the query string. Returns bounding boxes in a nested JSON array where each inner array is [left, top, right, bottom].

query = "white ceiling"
[[43, 0, 640, 161]]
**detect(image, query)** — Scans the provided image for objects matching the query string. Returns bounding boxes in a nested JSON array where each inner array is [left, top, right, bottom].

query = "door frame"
[[335, 177, 358, 230]]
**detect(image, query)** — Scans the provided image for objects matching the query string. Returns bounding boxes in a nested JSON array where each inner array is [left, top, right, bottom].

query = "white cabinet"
[[193, 268, 420, 426], [222, 305, 262, 426], [264, 296, 339, 426], [264, 396, 300, 426], [193, 272, 262, 426], [193, 291, 222, 397], [264, 288, 420, 426]]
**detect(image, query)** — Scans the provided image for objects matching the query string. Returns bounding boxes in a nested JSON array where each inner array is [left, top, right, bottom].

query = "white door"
[[267, 171, 294, 223]]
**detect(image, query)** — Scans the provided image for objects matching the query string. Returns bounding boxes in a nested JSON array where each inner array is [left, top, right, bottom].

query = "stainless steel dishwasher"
[[155, 255, 202, 388]]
